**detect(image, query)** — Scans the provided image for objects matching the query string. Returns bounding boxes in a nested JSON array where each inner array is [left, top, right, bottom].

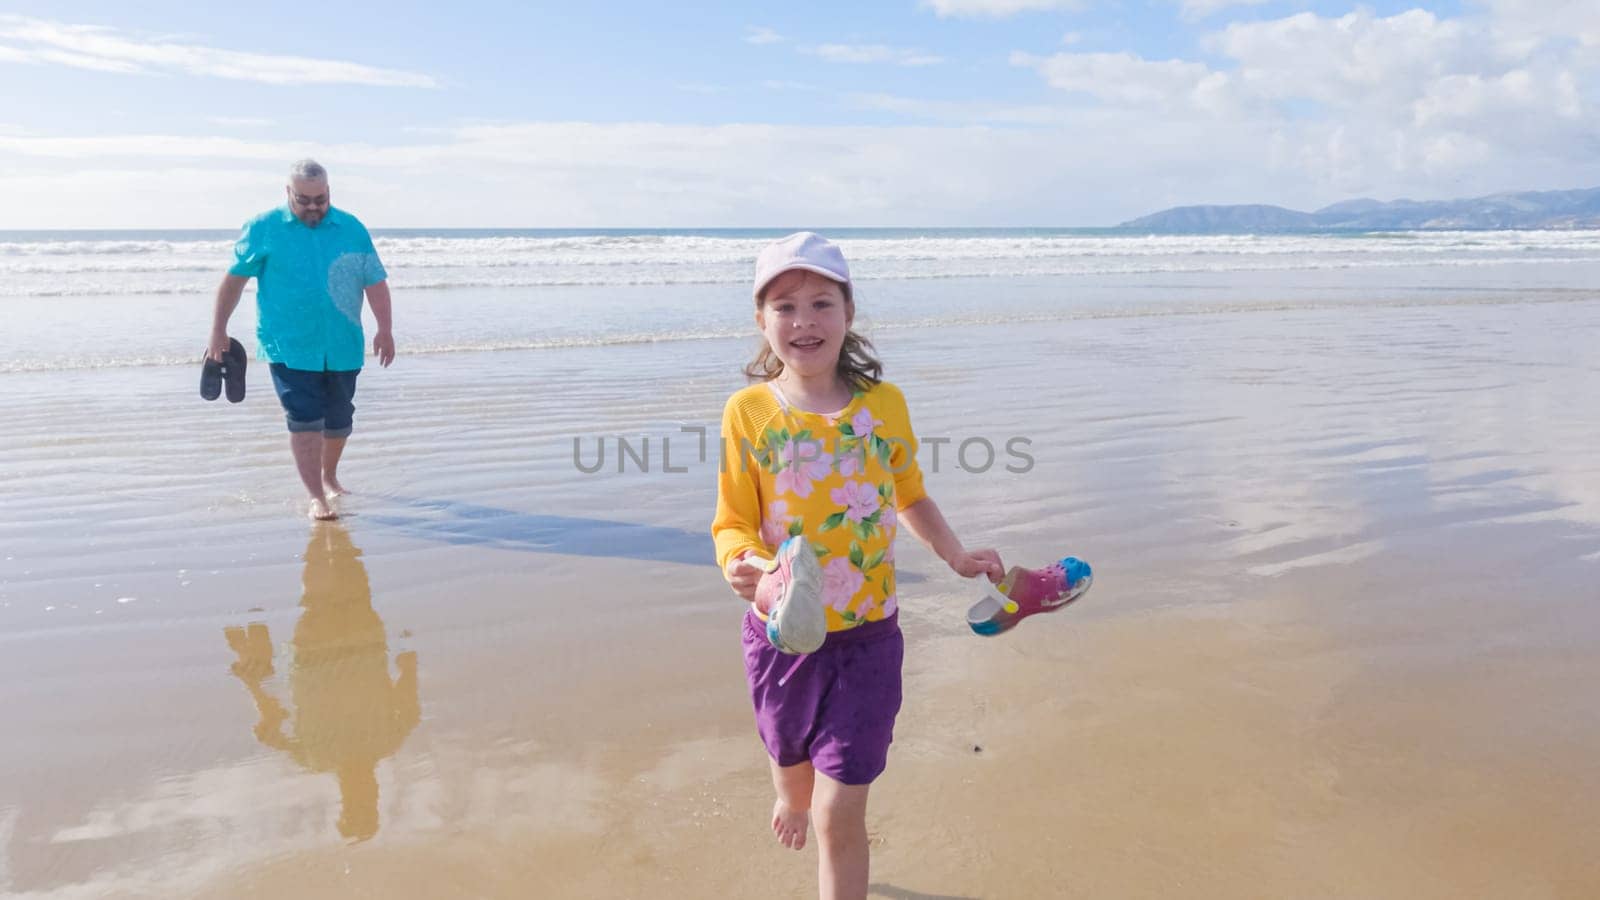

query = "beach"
[[3, 230, 1600, 898]]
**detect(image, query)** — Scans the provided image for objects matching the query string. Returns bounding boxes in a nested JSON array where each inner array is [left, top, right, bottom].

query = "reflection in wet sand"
[[5, 297, 1600, 898], [224, 524, 419, 842]]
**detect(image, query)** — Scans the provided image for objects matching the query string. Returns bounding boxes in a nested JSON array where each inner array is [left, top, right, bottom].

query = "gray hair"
[[288, 158, 327, 182]]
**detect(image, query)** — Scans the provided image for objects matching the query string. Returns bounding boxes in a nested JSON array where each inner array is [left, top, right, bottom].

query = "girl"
[[712, 232, 1003, 900]]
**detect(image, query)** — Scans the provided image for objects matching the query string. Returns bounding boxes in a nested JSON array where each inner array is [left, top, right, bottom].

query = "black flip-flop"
[[222, 338, 247, 403], [200, 350, 224, 401], [200, 337, 248, 402]]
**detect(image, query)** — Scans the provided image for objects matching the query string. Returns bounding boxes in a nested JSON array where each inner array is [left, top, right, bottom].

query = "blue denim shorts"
[[268, 364, 360, 437]]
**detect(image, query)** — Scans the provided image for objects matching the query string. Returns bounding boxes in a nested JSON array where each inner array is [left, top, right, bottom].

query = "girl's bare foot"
[[772, 798, 809, 850], [322, 474, 348, 497], [309, 497, 339, 521]]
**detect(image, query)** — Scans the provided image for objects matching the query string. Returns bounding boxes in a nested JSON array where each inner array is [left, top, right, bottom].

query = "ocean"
[[4, 226, 1600, 373]]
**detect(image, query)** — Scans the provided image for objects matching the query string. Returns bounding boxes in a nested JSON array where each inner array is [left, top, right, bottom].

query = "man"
[[207, 159, 395, 520]]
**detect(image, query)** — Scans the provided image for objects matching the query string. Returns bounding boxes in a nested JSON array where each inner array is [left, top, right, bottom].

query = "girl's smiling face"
[[757, 269, 853, 380]]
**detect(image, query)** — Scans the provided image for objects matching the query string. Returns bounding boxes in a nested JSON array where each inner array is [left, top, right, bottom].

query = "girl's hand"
[[725, 552, 766, 602], [950, 548, 1004, 583]]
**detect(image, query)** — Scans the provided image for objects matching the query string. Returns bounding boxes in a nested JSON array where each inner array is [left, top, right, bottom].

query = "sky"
[[1, 0, 1597, 228]]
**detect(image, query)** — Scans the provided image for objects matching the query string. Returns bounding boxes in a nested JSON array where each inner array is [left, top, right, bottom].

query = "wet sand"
[[3, 297, 1600, 898]]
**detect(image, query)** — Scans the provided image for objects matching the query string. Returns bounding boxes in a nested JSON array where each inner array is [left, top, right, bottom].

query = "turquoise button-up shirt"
[[228, 206, 387, 372]]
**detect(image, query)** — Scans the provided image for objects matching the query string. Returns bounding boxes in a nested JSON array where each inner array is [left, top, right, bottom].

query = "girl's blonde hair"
[[745, 280, 883, 392]]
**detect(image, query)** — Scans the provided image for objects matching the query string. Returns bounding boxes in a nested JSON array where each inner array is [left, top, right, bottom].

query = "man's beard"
[[298, 210, 324, 227]]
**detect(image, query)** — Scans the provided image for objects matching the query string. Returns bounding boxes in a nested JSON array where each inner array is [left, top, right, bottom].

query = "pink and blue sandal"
[[967, 556, 1093, 636]]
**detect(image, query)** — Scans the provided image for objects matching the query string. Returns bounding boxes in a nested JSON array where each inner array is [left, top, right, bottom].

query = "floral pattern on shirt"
[[742, 390, 918, 628]]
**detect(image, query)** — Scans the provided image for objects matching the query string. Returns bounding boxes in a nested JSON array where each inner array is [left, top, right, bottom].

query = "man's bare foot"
[[322, 474, 348, 497], [772, 798, 809, 850], [308, 497, 339, 521]]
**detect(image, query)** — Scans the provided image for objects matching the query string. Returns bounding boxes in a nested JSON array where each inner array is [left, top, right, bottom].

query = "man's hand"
[[725, 552, 766, 602], [373, 330, 395, 367], [206, 330, 230, 363]]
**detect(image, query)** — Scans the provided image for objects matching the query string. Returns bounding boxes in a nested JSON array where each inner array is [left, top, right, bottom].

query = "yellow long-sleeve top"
[[713, 379, 928, 631]]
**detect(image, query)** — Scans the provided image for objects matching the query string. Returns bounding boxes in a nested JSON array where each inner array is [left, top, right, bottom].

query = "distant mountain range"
[[1118, 187, 1600, 232]]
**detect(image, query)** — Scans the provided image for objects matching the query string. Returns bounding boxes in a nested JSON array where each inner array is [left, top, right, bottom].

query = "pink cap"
[[752, 231, 851, 299]]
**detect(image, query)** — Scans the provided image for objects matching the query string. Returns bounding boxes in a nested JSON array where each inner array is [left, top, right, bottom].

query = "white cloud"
[[209, 116, 275, 128], [0, 133, 315, 162], [1006, 5, 1600, 207], [1209, 10, 1490, 111], [849, 92, 1069, 125], [2, 43, 142, 73], [1202, 7, 1598, 152], [3, 5, 1599, 229], [1178, 0, 1269, 22], [1476, 0, 1600, 48], [6, 97, 1596, 231], [0, 15, 437, 87], [1012, 50, 1217, 106], [922, 0, 1085, 18], [744, 26, 783, 45], [1410, 67, 1590, 156], [0, 122, 1238, 227], [805, 44, 945, 66]]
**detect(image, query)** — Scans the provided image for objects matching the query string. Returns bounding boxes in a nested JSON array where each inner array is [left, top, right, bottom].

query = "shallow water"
[[3, 278, 1600, 896], [7, 226, 1600, 372]]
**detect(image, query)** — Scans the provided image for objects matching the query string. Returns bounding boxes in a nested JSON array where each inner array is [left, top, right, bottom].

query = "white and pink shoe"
[[752, 536, 826, 655]]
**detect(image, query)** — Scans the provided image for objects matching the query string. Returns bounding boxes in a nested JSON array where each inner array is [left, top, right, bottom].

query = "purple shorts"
[[741, 609, 904, 786]]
